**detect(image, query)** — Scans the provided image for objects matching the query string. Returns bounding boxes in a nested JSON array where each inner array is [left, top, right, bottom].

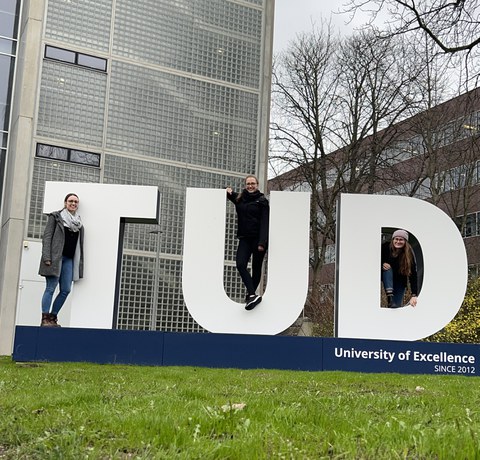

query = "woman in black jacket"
[[226, 175, 269, 310], [381, 229, 418, 308]]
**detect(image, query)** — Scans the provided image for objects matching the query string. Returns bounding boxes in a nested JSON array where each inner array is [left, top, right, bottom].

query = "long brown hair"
[[390, 239, 413, 276]]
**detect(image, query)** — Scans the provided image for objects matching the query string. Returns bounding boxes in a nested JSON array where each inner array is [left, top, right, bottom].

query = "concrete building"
[[0, 0, 274, 353]]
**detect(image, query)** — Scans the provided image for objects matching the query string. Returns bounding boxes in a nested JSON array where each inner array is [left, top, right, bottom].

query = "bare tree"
[[269, 24, 340, 308], [343, 0, 480, 53], [269, 25, 425, 329], [378, 36, 454, 198], [377, 39, 480, 229], [332, 31, 427, 195], [341, 0, 480, 86]]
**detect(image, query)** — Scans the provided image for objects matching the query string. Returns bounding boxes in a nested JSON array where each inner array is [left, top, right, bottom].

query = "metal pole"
[[149, 229, 163, 330]]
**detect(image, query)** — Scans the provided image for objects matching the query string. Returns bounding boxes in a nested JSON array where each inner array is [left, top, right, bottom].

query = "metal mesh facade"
[[28, 0, 270, 332]]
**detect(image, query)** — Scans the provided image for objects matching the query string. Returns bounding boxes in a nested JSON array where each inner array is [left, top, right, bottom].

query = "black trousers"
[[236, 237, 266, 295]]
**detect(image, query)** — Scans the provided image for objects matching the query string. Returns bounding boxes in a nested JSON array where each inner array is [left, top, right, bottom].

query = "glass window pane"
[[0, 37, 16, 55], [0, 0, 19, 15], [45, 46, 76, 63], [36, 144, 69, 160], [70, 149, 101, 166], [0, 1, 18, 38], [0, 54, 14, 131], [77, 53, 107, 71], [465, 214, 476, 237]]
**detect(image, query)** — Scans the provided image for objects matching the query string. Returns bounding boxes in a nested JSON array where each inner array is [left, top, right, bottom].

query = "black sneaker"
[[245, 294, 262, 310]]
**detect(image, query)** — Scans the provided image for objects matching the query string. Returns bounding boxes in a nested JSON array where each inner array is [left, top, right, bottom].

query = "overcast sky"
[[273, 0, 369, 53]]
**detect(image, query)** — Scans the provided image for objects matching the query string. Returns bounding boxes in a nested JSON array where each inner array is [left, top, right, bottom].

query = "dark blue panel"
[[14, 326, 165, 366], [13, 327, 480, 376], [323, 338, 479, 376], [163, 332, 323, 371], [12, 326, 40, 361]]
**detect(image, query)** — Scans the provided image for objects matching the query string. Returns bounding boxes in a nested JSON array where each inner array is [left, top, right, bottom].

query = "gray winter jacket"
[[38, 210, 84, 279]]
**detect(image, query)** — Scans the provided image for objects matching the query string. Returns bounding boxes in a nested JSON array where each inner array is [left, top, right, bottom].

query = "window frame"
[[44, 45, 107, 72], [36, 143, 101, 168]]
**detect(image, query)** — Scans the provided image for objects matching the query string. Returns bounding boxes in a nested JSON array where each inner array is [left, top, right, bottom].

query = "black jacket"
[[381, 241, 418, 295], [227, 189, 269, 248]]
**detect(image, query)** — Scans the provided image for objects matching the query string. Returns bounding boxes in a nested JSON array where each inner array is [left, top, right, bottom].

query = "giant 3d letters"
[[182, 189, 468, 341], [18, 185, 468, 341]]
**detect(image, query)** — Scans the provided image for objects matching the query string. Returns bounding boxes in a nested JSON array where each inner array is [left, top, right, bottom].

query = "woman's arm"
[[226, 187, 238, 203], [258, 197, 269, 249], [408, 249, 419, 306], [41, 214, 56, 263]]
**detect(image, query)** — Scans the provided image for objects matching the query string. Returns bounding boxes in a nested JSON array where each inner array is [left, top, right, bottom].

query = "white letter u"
[[182, 188, 310, 335]]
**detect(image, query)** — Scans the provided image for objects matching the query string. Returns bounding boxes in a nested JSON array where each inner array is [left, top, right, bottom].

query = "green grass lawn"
[[0, 355, 479, 459]]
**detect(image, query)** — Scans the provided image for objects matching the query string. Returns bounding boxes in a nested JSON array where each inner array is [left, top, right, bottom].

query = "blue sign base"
[[12, 326, 480, 376]]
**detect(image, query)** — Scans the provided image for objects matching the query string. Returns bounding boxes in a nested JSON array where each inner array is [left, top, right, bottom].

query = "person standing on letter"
[[226, 175, 269, 310], [39, 193, 84, 327], [381, 229, 418, 308]]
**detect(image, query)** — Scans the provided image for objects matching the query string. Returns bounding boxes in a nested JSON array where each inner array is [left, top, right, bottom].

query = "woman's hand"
[[44, 260, 51, 266], [226, 187, 233, 195], [382, 263, 391, 271], [258, 245, 265, 252], [409, 295, 417, 307]]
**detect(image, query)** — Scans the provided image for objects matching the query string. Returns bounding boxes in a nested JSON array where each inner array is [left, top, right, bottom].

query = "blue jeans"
[[41, 256, 73, 314], [382, 268, 405, 308]]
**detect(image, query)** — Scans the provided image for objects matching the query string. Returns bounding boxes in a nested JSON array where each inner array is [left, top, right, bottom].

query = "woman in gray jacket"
[[39, 193, 84, 327]]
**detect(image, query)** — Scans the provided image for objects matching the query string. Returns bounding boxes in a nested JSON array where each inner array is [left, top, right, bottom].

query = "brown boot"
[[387, 294, 394, 308], [41, 313, 51, 327], [48, 313, 61, 327]]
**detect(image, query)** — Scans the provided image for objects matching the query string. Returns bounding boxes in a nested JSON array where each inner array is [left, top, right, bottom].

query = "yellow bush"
[[425, 277, 480, 343]]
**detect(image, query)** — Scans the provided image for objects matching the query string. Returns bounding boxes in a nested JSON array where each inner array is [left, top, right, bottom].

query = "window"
[[36, 143, 100, 167], [324, 244, 336, 264], [45, 46, 75, 63], [456, 211, 480, 238], [468, 264, 480, 279], [465, 214, 477, 238], [44, 45, 107, 72]]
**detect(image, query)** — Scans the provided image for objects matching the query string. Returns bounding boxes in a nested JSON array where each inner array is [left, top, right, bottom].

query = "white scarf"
[[60, 208, 82, 232]]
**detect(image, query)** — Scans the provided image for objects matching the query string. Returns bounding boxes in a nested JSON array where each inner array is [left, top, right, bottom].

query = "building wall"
[[0, 0, 21, 205], [0, 0, 274, 353], [269, 88, 480, 296]]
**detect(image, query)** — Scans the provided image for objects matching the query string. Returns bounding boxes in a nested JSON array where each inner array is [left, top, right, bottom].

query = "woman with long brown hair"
[[381, 229, 418, 308]]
